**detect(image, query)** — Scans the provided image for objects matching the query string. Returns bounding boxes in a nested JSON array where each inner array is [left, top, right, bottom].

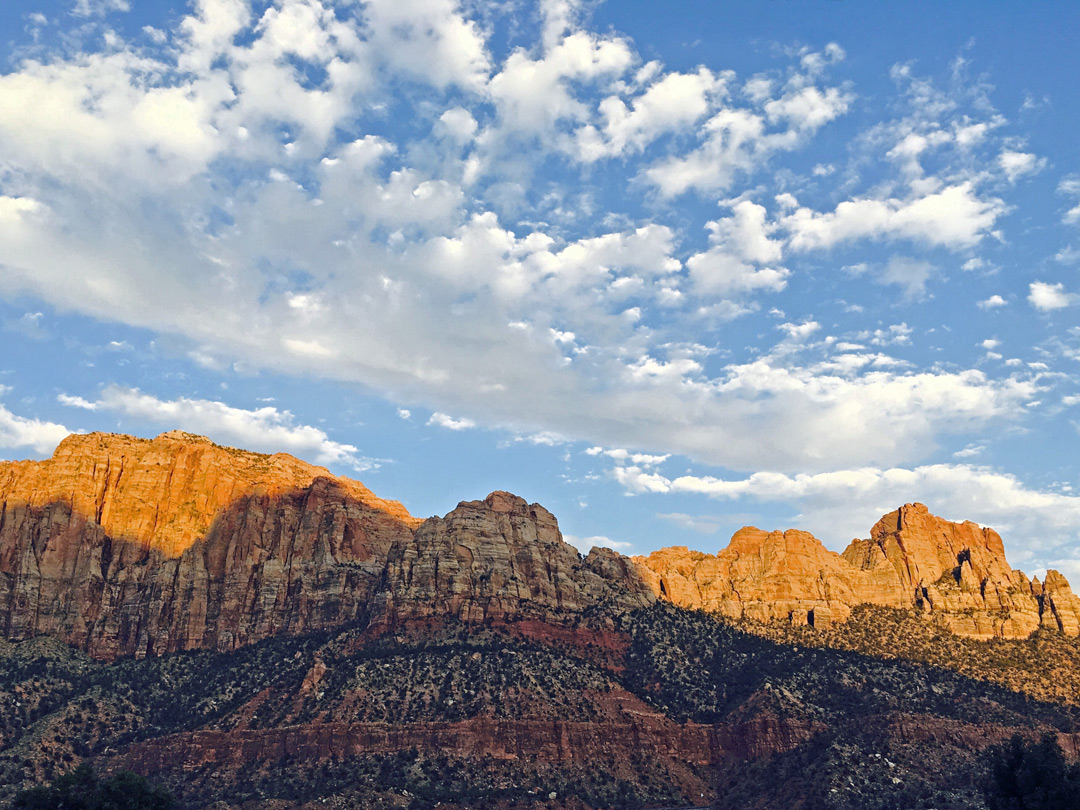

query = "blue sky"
[[1, 0, 1079, 579]]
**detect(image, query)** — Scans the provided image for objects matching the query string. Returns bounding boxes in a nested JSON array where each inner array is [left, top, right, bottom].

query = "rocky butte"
[[1, 430, 1078, 660]]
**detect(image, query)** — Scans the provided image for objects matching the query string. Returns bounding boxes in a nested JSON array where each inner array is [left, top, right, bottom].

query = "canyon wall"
[[0, 432, 652, 659], [2, 431, 1078, 659]]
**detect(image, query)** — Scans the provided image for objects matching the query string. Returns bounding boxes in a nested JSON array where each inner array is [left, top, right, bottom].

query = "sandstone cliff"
[[3, 432, 1077, 658], [634, 502, 1080, 640], [0, 432, 652, 659]]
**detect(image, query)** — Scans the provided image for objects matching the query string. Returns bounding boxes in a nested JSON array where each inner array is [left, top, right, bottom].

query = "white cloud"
[[563, 533, 633, 554], [785, 183, 1005, 251], [586, 446, 669, 466], [977, 294, 1007, 309], [72, 0, 131, 17], [858, 323, 913, 346], [953, 443, 984, 458], [576, 67, 726, 160], [0, 1, 1059, 487], [427, 411, 476, 431], [998, 150, 1045, 183], [643, 65, 852, 197], [1058, 177, 1080, 225], [878, 255, 936, 298], [0, 401, 71, 456], [0, 196, 44, 223], [687, 200, 788, 296], [487, 28, 634, 139], [57, 386, 375, 470], [1029, 281, 1077, 311], [611, 461, 1080, 564], [777, 320, 820, 342], [362, 0, 490, 91], [437, 107, 479, 143]]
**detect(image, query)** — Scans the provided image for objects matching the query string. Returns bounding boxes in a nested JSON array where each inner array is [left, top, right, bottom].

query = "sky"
[[1, 0, 1079, 579]]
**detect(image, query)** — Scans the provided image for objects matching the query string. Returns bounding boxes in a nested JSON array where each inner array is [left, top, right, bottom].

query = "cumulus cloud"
[[0, 1, 1061, 489], [71, 0, 131, 17], [784, 183, 1004, 251], [0, 400, 71, 457], [642, 52, 852, 197], [57, 386, 375, 470], [428, 412, 477, 431], [586, 446, 669, 466], [878, 255, 937, 298], [977, 294, 1008, 309], [1029, 281, 1077, 311], [687, 201, 788, 296], [563, 533, 633, 554], [575, 67, 727, 160], [611, 460, 1080, 567], [998, 150, 1046, 183], [1059, 175, 1080, 224]]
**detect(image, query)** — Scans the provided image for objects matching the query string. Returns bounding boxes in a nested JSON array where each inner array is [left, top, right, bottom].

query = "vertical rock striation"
[[0, 433, 652, 659], [2, 432, 1077, 657]]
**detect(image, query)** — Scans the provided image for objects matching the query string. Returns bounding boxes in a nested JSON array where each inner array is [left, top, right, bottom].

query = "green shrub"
[[985, 733, 1080, 810], [11, 763, 176, 810]]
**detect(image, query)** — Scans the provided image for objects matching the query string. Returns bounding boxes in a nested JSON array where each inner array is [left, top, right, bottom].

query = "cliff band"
[[2, 431, 1078, 660]]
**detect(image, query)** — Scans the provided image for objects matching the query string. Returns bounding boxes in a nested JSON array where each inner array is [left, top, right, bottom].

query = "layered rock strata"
[[0, 432, 652, 659], [108, 714, 824, 775], [3, 432, 1078, 658], [634, 502, 1080, 640]]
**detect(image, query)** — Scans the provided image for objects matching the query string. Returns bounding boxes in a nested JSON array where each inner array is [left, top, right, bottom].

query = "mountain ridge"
[[3, 431, 1080, 809], [2, 430, 1078, 663]]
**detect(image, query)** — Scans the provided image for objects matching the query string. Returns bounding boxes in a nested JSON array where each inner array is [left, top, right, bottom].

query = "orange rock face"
[[2, 433, 1077, 658], [634, 502, 1080, 640], [0, 433, 652, 659]]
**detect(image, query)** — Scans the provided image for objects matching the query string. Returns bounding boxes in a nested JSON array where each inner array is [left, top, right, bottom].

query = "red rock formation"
[[107, 713, 824, 775], [634, 502, 1080, 640], [0, 433, 652, 659], [373, 491, 654, 625], [3, 432, 1077, 656]]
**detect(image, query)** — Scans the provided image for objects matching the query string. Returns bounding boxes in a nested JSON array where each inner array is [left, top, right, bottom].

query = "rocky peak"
[[0, 434, 654, 659], [860, 502, 1014, 590], [155, 430, 218, 445], [635, 504, 1080, 640], [482, 490, 530, 513]]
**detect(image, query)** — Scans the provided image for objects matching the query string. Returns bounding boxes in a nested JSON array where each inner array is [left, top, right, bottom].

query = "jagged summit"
[[155, 429, 217, 444], [1, 432, 1078, 663], [635, 501, 1080, 639], [0, 432, 652, 659]]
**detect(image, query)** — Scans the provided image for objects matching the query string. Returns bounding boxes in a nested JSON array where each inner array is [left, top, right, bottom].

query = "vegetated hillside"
[[3, 603, 1079, 810], [750, 603, 1080, 707], [4, 432, 1080, 809]]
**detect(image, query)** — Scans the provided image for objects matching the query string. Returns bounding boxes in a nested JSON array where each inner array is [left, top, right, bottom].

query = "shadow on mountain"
[[0, 478, 417, 659]]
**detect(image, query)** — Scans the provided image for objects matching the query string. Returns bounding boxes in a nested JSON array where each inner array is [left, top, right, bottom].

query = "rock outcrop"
[[0, 433, 652, 659], [2, 432, 1077, 658], [374, 491, 654, 624], [634, 502, 1080, 640]]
